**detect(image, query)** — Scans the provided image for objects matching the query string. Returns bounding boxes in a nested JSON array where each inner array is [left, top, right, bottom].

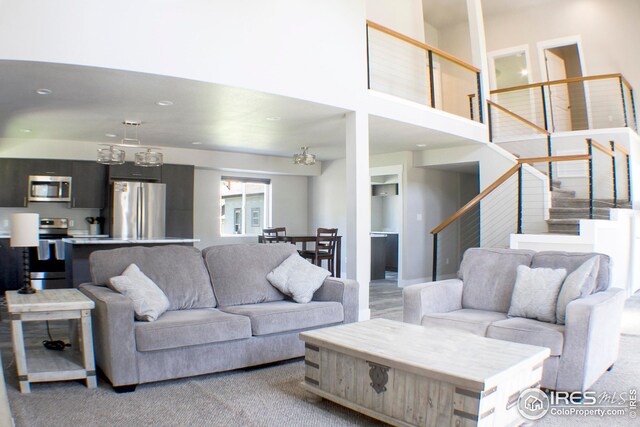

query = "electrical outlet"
[[417, 213, 422, 221], [69, 219, 75, 227], [446, 258, 450, 265]]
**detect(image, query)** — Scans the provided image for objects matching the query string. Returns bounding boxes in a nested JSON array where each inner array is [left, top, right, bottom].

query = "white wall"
[[0, 0, 367, 110]]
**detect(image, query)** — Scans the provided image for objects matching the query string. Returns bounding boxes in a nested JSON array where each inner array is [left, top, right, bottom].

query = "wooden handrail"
[[491, 73, 625, 95], [432, 164, 521, 234], [487, 100, 550, 135], [432, 154, 596, 235], [517, 154, 592, 164], [614, 144, 630, 156], [366, 20, 480, 73], [588, 139, 615, 157]]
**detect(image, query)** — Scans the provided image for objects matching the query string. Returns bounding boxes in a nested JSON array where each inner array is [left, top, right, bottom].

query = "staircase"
[[547, 180, 630, 235]]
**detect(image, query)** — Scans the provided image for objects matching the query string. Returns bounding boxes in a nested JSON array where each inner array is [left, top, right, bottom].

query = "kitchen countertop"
[[63, 237, 200, 245]]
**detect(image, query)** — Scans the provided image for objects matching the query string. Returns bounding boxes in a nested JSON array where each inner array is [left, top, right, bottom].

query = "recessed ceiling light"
[[266, 116, 281, 121], [520, 69, 529, 77], [21, 129, 32, 133], [156, 100, 173, 106], [416, 143, 426, 148], [191, 141, 203, 145], [104, 133, 118, 138], [35, 88, 52, 95]]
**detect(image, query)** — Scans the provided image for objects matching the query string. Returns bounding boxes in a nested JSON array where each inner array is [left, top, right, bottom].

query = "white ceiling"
[[0, 60, 350, 160], [423, 0, 557, 29]]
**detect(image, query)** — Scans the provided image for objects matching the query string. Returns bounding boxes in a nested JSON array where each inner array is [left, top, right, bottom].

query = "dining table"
[[258, 234, 342, 278]]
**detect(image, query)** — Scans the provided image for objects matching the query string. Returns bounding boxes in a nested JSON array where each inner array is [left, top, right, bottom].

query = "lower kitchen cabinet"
[[0, 239, 23, 292], [385, 234, 398, 272]]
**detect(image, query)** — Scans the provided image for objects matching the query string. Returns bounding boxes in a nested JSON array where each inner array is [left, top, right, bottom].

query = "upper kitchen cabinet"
[[26, 159, 72, 176], [0, 158, 29, 207], [162, 164, 194, 238], [71, 161, 108, 209], [109, 162, 162, 181]]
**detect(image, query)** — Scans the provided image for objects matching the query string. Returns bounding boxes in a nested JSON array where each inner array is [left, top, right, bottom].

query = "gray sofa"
[[403, 248, 625, 392], [79, 243, 358, 392]]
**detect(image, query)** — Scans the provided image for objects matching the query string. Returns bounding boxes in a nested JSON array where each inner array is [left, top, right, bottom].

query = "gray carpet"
[[1, 288, 639, 426]]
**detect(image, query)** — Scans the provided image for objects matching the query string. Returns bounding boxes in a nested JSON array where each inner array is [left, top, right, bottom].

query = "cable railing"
[[430, 146, 633, 279], [488, 74, 637, 133], [366, 20, 483, 123]]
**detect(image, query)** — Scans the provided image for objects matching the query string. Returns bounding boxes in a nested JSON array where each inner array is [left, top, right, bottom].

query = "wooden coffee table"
[[300, 319, 549, 427]]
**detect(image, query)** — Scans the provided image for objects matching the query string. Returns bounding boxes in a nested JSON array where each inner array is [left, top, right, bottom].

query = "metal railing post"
[[547, 135, 553, 191], [477, 72, 484, 124], [610, 141, 618, 208], [428, 51, 436, 108], [432, 233, 438, 281], [366, 24, 371, 90], [619, 76, 629, 128], [468, 94, 474, 121], [587, 139, 594, 219], [541, 86, 549, 131], [630, 88, 638, 131], [517, 166, 523, 234]]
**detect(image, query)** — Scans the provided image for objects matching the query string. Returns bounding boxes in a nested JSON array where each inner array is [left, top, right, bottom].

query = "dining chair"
[[300, 228, 338, 276], [262, 227, 287, 243]]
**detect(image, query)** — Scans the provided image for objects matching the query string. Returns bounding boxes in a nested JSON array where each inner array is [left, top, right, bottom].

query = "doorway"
[[538, 38, 588, 131]]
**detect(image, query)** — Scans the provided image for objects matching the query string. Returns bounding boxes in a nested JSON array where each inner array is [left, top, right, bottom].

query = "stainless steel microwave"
[[28, 175, 72, 202]]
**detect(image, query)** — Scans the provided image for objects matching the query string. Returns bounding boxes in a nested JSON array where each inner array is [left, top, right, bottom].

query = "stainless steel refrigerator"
[[112, 181, 166, 239]]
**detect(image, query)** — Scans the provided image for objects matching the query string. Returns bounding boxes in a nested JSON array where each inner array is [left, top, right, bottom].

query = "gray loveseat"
[[79, 243, 358, 392], [403, 248, 625, 392]]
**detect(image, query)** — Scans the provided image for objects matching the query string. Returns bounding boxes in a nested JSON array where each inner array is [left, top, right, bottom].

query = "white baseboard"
[[358, 308, 371, 321]]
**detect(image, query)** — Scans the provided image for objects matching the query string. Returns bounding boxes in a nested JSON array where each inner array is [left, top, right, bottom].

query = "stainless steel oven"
[[28, 218, 69, 290], [28, 175, 72, 202]]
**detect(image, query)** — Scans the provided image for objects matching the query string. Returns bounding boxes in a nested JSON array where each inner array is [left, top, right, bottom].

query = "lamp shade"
[[10, 213, 40, 247]]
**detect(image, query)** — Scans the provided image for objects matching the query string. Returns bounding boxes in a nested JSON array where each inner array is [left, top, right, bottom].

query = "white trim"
[[536, 35, 587, 78]]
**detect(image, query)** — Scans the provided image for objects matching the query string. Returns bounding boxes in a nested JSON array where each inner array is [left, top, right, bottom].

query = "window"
[[220, 177, 271, 235]]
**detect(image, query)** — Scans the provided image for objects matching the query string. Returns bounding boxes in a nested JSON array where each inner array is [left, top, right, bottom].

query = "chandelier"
[[293, 147, 316, 165], [97, 121, 163, 167]]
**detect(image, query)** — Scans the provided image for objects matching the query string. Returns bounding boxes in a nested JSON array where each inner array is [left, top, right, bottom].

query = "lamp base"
[[18, 285, 36, 294]]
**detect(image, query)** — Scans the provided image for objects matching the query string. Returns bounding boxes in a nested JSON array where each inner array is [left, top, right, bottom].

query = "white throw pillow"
[[108, 263, 170, 321], [266, 253, 331, 303], [508, 265, 567, 323], [556, 256, 600, 324]]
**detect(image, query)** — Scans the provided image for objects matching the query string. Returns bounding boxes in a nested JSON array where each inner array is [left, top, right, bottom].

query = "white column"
[[346, 110, 371, 321], [467, 0, 490, 129]]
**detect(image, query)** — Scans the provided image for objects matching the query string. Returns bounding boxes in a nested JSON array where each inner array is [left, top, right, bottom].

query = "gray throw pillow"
[[108, 263, 170, 321], [266, 253, 330, 303], [556, 256, 600, 324], [508, 265, 567, 323]]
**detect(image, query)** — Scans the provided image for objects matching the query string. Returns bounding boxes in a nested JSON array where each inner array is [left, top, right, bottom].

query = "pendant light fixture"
[[96, 121, 163, 167], [293, 146, 316, 165]]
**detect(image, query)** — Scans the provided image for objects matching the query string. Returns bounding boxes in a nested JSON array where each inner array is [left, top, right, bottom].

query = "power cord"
[[42, 321, 71, 351]]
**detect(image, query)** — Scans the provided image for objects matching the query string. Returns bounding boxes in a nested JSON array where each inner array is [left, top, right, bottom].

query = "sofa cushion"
[[135, 308, 251, 352], [458, 248, 536, 313], [108, 263, 170, 321], [202, 243, 297, 306], [90, 245, 216, 310], [220, 300, 343, 336], [508, 265, 567, 323], [420, 309, 508, 336], [556, 256, 600, 324], [487, 317, 565, 356], [266, 253, 331, 303], [531, 251, 610, 292]]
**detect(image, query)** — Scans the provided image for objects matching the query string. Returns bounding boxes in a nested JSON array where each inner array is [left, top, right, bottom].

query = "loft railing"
[[488, 73, 637, 133], [366, 20, 483, 123], [430, 144, 632, 280]]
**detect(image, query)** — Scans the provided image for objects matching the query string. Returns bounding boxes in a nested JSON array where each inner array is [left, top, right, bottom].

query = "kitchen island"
[[63, 238, 199, 287]]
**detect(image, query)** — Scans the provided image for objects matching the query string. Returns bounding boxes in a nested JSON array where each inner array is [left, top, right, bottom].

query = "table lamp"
[[10, 213, 39, 294]]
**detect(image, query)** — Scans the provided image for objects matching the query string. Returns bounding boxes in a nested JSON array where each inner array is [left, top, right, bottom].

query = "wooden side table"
[[6, 289, 97, 393]]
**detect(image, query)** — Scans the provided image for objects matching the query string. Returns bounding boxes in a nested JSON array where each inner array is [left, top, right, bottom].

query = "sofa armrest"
[[557, 288, 626, 392], [403, 279, 463, 325], [313, 277, 359, 324], [79, 283, 140, 387]]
